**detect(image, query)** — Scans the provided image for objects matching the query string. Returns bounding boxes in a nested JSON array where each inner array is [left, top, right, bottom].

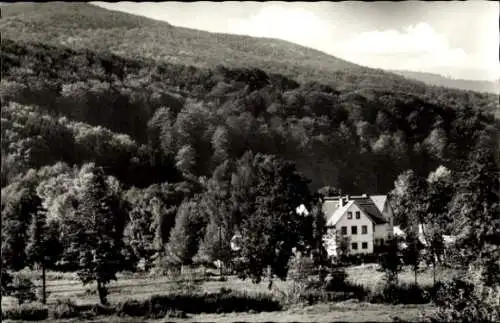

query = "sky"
[[92, 1, 499, 81]]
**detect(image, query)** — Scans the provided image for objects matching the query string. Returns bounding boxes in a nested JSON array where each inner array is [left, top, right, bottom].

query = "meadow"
[[2, 264, 448, 322]]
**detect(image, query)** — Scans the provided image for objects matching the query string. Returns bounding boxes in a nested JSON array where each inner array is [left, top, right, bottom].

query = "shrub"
[[10, 275, 37, 305], [368, 282, 433, 304], [323, 267, 370, 301], [287, 254, 316, 282], [426, 267, 500, 323], [116, 299, 148, 317], [274, 280, 310, 306], [52, 298, 78, 319], [116, 291, 282, 317], [1, 302, 49, 321], [1, 268, 14, 296], [324, 267, 348, 291]]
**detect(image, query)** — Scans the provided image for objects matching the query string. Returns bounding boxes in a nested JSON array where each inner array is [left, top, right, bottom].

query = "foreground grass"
[[4, 302, 432, 323]]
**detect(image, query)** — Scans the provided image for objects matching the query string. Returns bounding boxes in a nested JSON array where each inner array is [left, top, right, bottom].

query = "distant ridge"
[[1, 2, 498, 97], [391, 70, 499, 95]]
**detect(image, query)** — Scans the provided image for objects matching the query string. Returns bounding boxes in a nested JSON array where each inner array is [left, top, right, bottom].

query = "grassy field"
[[5, 264, 454, 305], [26, 302, 431, 323], [3, 264, 449, 322]]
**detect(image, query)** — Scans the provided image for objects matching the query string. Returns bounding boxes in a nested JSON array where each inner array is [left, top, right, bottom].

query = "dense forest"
[[1, 37, 499, 278]]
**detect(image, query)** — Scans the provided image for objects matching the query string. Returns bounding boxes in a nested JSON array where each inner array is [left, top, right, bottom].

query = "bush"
[[426, 269, 500, 323], [274, 280, 310, 306], [324, 267, 348, 291], [287, 254, 316, 282], [116, 299, 148, 317], [368, 282, 433, 304], [52, 298, 78, 319], [2, 302, 49, 321], [10, 275, 37, 305], [116, 291, 282, 317], [1, 268, 14, 296]]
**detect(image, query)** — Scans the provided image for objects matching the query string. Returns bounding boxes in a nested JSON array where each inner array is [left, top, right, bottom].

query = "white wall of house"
[[333, 203, 374, 254]]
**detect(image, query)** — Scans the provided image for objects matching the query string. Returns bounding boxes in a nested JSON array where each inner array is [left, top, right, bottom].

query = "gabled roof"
[[369, 195, 387, 213], [322, 195, 389, 226], [323, 200, 354, 226], [350, 196, 387, 224]]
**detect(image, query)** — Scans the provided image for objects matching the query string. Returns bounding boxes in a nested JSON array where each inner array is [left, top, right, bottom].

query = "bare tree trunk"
[[41, 262, 46, 304], [432, 259, 436, 287], [267, 265, 273, 290], [219, 225, 223, 278], [97, 280, 108, 305]]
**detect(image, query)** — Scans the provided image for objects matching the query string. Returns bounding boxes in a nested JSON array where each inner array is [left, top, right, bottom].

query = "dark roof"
[[323, 195, 389, 225], [351, 197, 387, 225]]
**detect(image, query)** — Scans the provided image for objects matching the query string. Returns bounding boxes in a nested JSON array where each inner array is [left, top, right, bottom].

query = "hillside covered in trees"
[[2, 2, 499, 105], [2, 38, 498, 192], [1, 37, 498, 274]]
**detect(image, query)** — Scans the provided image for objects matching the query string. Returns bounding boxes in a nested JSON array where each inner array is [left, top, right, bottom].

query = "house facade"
[[322, 194, 394, 257]]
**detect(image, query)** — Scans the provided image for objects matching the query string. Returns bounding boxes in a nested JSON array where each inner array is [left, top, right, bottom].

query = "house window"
[[351, 226, 357, 235], [356, 211, 361, 219], [362, 225, 368, 234], [362, 242, 368, 249], [347, 212, 353, 219], [341, 226, 347, 235], [380, 238, 385, 245], [351, 242, 358, 250]]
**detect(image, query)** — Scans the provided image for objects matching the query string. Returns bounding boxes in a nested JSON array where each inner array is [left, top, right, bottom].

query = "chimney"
[[345, 195, 350, 201], [362, 193, 368, 198], [338, 196, 344, 207]]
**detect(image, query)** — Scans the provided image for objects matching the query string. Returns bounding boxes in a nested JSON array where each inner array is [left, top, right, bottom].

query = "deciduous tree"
[[61, 164, 126, 305]]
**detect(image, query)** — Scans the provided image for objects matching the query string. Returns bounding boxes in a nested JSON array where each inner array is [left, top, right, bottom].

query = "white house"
[[322, 194, 394, 256]]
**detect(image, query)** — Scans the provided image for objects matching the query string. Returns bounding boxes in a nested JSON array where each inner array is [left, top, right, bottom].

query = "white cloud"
[[227, 6, 475, 73], [227, 4, 337, 54]]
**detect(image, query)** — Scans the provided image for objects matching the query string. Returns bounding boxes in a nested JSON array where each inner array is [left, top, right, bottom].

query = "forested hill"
[[3, 1, 499, 101], [2, 38, 498, 195]]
